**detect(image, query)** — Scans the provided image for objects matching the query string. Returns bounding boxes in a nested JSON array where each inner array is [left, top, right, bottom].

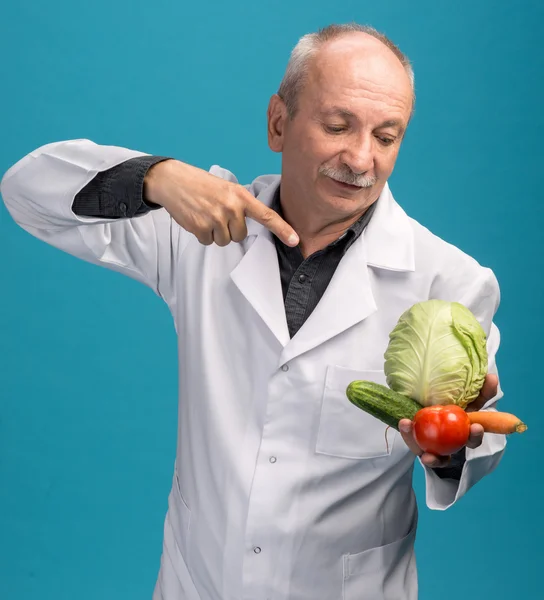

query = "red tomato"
[[413, 405, 471, 456]]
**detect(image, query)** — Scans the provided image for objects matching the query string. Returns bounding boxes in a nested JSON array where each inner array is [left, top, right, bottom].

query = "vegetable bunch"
[[346, 300, 527, 456]]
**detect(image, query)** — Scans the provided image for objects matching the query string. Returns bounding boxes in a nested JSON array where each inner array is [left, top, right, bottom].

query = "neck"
[[278, 188, 372, 259]]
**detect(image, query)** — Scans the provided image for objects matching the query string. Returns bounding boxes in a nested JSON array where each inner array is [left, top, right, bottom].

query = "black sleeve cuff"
[[72, 155, 171, 218], [431, 447, 466, 481]]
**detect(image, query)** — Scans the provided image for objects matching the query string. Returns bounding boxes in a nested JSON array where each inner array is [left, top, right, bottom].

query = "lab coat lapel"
[[279, 235, 377, 365], [230, 179, 290, 347], [279, 182, 416, 365]]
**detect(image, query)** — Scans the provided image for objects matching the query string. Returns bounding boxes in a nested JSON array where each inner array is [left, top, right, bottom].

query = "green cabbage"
[[384, 300, 488, 408]]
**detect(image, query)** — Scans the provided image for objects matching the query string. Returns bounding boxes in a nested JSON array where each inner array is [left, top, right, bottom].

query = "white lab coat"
[[1, 139, 506, 600]]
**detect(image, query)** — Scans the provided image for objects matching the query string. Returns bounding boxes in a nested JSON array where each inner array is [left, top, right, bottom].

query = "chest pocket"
[[316, 366, 397, 459]]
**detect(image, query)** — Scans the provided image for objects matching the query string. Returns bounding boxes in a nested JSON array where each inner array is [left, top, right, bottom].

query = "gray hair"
[[277, 23, 415, 118]]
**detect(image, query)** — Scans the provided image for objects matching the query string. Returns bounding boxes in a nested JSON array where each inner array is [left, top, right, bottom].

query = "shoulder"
[[407, 215, 500, 321], [409, 216, 483, 273], [208, 165, 279, 199]]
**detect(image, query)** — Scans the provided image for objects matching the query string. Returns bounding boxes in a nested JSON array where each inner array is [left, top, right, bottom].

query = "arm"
[[0, 139, 188, 306], [1, 138, 298, 299], [423, 268, 506, 510]]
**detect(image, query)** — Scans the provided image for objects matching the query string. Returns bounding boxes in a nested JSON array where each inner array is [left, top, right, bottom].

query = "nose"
[[340, 134, 375, 175]]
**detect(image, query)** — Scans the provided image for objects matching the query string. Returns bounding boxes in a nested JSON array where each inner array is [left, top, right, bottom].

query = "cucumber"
[[346, 380, 422, 431]]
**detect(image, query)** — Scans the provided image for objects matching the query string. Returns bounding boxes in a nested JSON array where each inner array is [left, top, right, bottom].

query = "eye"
[[324, 124, 347, 134], [376, 136, 396, 146]]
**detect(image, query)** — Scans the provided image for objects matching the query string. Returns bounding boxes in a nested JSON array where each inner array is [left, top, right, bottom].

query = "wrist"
[[143, 158, 177, 207]]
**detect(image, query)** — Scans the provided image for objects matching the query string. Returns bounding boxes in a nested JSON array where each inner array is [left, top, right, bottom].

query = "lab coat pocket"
[[167, 468, 192, 562], [159, 468, 197, 599], [343, 519, 417, 600], [316, 366, 396, 459]]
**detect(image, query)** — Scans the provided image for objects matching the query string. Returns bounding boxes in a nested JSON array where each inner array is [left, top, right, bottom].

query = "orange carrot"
[[468, 411, 527, 434]]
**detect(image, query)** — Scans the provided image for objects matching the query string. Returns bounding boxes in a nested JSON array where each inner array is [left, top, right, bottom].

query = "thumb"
[[467, 373, 499, 412], [398, 419, 423, 456], [244, 194, 299, 247]]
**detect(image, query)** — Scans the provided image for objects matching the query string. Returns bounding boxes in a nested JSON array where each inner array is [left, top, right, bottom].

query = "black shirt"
[[270, 188, 376, 337]]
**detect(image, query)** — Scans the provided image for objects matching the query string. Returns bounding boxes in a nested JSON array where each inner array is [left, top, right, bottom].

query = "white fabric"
[[1, 139, 506, 600]]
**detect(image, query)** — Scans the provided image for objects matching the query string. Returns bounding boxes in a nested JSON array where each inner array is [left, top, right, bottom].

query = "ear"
[[267, 94, 287, 153]]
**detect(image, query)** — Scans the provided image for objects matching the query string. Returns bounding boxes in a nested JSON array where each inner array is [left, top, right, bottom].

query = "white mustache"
[[320, 166, 377, 188]]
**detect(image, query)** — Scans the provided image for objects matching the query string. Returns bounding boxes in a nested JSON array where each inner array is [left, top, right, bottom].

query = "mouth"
[[328, 177, 363, 192]]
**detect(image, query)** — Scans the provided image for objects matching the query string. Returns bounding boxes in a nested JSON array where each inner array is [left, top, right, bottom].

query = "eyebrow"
[[320, 108, 405, 135], [378, 119, 405, 134], [320, 107, 357, 119]]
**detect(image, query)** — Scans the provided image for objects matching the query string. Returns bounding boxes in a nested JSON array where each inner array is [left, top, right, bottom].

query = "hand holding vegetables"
[[346, 300, 527, 466], [398, 374, 497, 467]]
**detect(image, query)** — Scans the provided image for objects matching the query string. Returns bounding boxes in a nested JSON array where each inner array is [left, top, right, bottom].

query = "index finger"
[[244, 193, 299, 247]]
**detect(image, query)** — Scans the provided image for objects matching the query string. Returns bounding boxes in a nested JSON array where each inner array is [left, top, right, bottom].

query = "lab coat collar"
[[246, 177, 415, 273], [232, 176, 415, 361]]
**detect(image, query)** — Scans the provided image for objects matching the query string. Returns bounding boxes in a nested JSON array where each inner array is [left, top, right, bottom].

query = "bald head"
[[278, 24, 414, 119], [306, 32, 414, 119]]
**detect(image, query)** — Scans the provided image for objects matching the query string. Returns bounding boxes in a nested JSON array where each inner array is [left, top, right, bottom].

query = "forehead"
[[301, 35, 413, 122]]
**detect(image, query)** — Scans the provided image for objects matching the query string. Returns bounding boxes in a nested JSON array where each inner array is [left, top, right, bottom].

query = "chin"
[[323, 183, 371, 202], [318, 192, 363, 215]]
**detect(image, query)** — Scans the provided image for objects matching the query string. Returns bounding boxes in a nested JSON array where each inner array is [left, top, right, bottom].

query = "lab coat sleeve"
[[424, 267, 507, 510], [0, 139, 189, 307]]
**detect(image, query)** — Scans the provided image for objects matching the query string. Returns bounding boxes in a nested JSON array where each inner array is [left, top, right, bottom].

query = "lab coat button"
[[253, 546, 262, 554], [281, 364, 289, 372], [269, 456, 277, 463]]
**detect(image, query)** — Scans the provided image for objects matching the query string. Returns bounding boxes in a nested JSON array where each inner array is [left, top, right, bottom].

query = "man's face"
[[270, 34, 413, 220]]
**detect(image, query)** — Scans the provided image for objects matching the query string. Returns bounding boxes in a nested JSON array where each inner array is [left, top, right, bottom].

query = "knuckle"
[[232, 230, 247, 243], [259, 208, 274, 223], [209, 208, 225, 226], [223, 191, 241, 214], [193, 218, 212, 236], [184, 223, 200, 237], [223, 204, 237, 219], [215, 235, 230, 247]]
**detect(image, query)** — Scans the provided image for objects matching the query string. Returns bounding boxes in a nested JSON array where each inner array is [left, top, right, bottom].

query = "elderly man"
[[1, 23, 505, 600]]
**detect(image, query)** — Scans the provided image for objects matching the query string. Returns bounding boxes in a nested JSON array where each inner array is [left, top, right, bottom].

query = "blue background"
[[1, 1, 542, 598]]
